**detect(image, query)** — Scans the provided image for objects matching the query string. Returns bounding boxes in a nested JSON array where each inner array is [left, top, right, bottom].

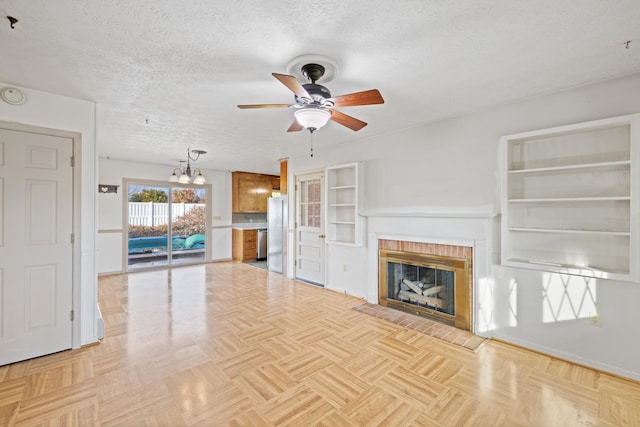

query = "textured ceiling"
[[1, 1, 639, 175]]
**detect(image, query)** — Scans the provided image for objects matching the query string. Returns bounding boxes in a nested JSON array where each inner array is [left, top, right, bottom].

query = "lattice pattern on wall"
[[542, 273, 597, 323]]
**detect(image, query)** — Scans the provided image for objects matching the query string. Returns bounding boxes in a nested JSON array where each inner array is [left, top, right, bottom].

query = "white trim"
[[363, 210, 496, 219], [491, 333, 640, 382]]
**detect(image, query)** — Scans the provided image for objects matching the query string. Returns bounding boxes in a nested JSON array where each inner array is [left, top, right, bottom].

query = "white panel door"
[[0, 128, 74, 366], [295, 172, 325, 285]]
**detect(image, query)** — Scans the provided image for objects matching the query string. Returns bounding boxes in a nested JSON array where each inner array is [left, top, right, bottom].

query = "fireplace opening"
[[387, 261, 455, 316], [379, 248, 471, 330]]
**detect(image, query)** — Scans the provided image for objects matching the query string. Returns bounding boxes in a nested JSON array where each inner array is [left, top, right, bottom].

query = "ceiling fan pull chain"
[[310, 131, 314, 157]]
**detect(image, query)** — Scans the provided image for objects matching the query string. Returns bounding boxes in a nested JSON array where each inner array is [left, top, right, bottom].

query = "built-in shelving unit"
[[501, 114, 640, 281], [326, 162, 365, 246]]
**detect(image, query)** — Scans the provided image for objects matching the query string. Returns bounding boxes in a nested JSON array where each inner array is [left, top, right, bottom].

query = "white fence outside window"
[[128, 202, 205, 226]]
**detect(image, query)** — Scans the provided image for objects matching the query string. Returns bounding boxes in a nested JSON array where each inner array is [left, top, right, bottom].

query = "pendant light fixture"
[[168, 148, 207, 185]]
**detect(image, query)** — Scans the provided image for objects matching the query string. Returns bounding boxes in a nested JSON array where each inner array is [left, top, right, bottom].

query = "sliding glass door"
[[169, 187, 207, 265], [125, 180, 210, 271]]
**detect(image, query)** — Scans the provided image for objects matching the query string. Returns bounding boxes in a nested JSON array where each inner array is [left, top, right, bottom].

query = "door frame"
[[0, 121, 83, 349], [122, 178, 213, 272], [293, 168, 326, 286]]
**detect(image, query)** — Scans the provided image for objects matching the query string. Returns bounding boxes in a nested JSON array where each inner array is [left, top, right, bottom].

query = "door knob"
[[319, 234, 325, 239]]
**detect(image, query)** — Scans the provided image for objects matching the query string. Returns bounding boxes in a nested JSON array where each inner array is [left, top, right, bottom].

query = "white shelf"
[[508, 197, 631, 202], [508, 227, 631, 236], [504, 258, 630, 279], [326, 162, 365, 246], [327, 239, 358, 246], [329, 185, 356, 190], [501, 113, 640, 281], [509, 160, 630, 174]]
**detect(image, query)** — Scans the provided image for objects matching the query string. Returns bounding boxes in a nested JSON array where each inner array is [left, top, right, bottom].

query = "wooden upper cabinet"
[[279, 160, 288, 195], [232, 171, 279, 213]]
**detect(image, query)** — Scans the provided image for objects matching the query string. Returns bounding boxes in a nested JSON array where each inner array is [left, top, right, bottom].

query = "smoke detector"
[[1, 87, 25, 105]]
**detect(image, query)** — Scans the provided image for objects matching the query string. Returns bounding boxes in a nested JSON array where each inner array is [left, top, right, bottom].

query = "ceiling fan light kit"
[[294, 108, 331, 131], [238, 55, 384, 133]]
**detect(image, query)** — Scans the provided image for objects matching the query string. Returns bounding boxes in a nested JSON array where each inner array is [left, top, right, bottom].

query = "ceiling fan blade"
[[272, 73, 311, 100], [287, 120, 303, 132], [237, 104, 293, 109], [330, 89, 384, 107], [330, 109, 368, 131]]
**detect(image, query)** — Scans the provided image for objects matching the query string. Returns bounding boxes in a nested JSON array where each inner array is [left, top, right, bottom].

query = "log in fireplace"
[[378, 245, 471, 330]]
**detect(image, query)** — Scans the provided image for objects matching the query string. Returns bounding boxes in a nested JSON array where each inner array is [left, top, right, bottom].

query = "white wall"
[[0, 83, 98, 346], [288, 72, 640, 380], [97, 158, 232, 274]]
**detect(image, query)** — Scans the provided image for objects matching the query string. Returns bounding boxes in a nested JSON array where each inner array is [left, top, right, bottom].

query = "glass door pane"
[[299, 178, 322, 227], [170, 187, 207, 265], [127, 184, 171, 270]]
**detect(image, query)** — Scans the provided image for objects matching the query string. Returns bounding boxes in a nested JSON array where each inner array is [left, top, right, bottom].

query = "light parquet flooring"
[[352, 303, 486, 352], [1, 262, 640, 426]]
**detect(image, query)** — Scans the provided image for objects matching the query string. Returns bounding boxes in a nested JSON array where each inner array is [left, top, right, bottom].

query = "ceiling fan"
[[237, 63, 384, 133]]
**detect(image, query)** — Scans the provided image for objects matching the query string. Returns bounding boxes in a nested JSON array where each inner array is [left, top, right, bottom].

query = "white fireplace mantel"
[[365, 212, 494, 335], [361, 208, 497, 219]]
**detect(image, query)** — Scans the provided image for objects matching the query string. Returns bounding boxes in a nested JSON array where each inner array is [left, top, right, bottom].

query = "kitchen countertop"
[[232, 222, 267, 230]]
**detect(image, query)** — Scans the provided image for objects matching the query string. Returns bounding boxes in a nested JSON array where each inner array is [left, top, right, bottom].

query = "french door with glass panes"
[[295, 171, 325, 285], [125, 180, 210, 271]]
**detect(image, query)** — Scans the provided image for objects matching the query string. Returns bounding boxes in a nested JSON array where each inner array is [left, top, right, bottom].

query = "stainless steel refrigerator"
[[267, 196, 288, 273]]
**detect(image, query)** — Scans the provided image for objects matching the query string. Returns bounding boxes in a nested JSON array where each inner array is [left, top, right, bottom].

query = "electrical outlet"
[[589, 314, 602, 327], [343, 264, 347, 272]]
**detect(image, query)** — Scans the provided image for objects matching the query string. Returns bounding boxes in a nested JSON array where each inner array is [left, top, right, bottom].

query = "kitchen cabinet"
[[232, 228, 257, 261], [272, 175, 280, 191], [280, 159, 288, 195], [501, 113, 640, 281], [232, 171, 279, 213]]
